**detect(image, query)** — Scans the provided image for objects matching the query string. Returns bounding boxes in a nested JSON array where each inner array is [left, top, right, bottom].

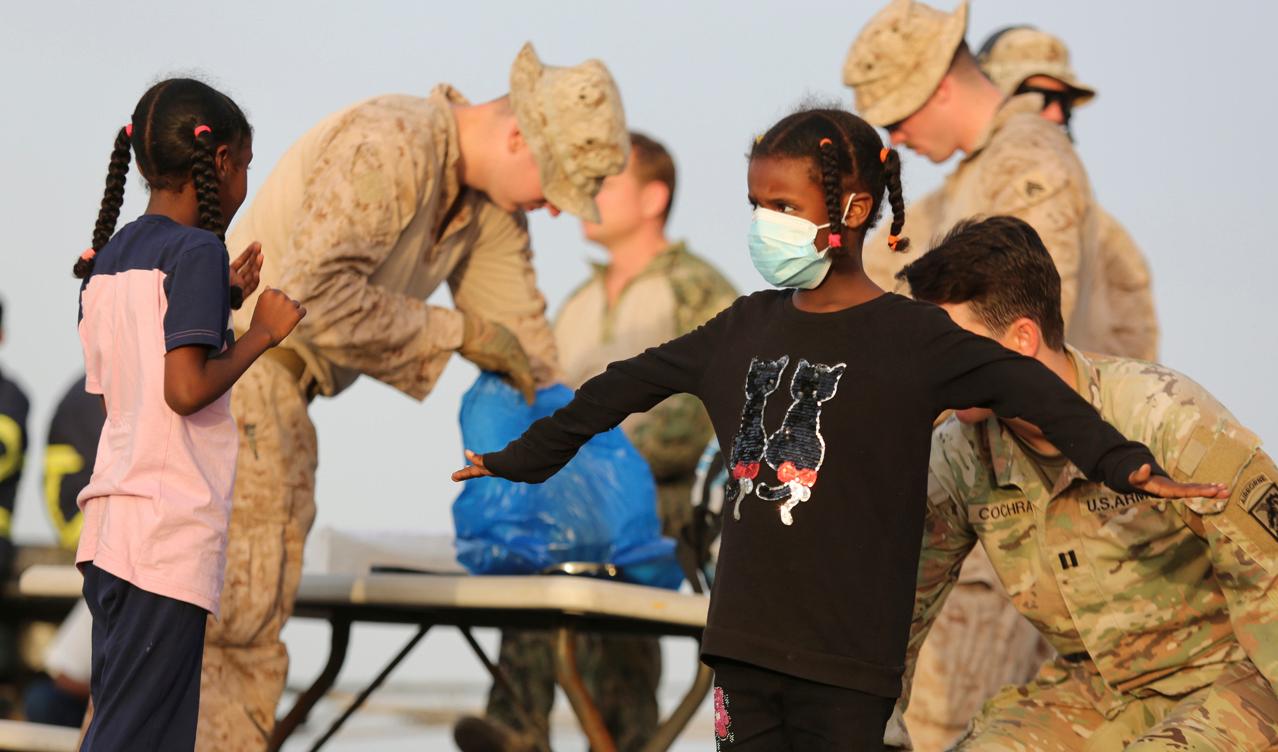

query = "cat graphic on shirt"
[[756, 359, 847, 525], [724, 355, 789, 520]]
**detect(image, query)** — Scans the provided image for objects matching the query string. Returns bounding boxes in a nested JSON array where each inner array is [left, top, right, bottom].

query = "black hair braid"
[[75, 126, 133, 279], [881, 149, 910, 253], [190, 131, 225, 241], [750, 106, 907, 247], [817, 138, 847, 247]]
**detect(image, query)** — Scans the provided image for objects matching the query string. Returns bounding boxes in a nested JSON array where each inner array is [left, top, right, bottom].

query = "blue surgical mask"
[[747, 194, 856, 289]]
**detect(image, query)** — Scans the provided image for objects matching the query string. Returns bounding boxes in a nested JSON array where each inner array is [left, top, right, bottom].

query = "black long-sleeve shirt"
[[485, 291, 1159, 697]]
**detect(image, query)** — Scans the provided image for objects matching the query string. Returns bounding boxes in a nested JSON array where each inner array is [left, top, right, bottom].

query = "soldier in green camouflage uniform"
[[473, 134, 737, 752], [893, 216, 1278, 751]]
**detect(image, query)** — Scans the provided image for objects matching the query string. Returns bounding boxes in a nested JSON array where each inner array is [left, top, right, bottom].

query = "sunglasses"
[[1014, 84, 1079, 116]]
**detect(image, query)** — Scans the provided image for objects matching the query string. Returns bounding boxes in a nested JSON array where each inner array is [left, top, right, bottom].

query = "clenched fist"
[[250, 287, 306, 346]]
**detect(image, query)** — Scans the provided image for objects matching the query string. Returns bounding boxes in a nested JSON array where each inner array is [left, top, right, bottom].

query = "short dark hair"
[[629, 131, 676, 223], [898, 216, 1065, 350]]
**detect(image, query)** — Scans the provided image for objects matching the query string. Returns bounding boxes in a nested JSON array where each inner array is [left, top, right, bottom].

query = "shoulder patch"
[[1240, 472, 1278, 543], [1192, 454, 1278, 562], [982, 121, 1075, 214], [999, 165, 1072, 218]]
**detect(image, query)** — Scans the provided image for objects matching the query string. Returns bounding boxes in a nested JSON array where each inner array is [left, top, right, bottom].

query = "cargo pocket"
[[207, 518, 288, 647]]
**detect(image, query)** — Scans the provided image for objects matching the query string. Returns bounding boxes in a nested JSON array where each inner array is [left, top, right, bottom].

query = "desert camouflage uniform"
[[865, 94, 1114, 357], [872, 187, 1157, 366], [197, 85, 561, 751], [488, 244, 736, 752], [1096, 211, 1158, 362], [900, 346, 1278, 751], [976, 26, 1159, 362]]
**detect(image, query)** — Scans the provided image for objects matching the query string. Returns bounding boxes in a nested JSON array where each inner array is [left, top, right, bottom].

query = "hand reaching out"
[[1127, 463, 1229, 499], [452, 450, 494, 482]]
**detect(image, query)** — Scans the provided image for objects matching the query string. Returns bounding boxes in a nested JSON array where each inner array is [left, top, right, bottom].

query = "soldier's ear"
[[638, 180, 670, 222], [1004, 317, 1041, 358], [506, 118, 528, 157]]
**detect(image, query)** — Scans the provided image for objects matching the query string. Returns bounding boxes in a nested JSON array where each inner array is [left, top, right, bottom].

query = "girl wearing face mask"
[[450, 107, 1198, 750]]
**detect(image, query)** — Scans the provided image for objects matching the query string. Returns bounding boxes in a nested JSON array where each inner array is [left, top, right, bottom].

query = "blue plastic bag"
[[451, 373, 684, 589]]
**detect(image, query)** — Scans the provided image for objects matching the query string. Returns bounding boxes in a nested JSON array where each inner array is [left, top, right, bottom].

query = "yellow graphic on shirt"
[[44, 444, 85, 549], [0, 414, 22, 485]]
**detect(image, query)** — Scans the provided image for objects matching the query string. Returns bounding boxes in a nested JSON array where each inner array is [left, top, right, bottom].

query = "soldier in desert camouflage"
[[978, 25, 1159, 362], [197, 43, 631, 751]]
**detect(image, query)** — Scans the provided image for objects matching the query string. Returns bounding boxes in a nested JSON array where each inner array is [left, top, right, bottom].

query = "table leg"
[[641, 661, 713, 752], [306, 623, 431, 752], [457, 626, 552, 752], [553, 626, 616, 752], [269, 617, 351, 751]]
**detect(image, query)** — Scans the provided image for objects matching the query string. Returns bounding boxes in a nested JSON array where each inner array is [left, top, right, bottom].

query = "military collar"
[[963, 93, 1046, 163], [588, 240, 688, 280], [1067, 344, 1105, 412], [983, 344, 1095, 496], [983, 414, 1036, 493]]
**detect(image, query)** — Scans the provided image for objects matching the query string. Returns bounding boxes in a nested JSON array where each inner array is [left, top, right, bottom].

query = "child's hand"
[[1127, 463, 1229, 499], [250, 287, 306, 346], [230, 242, 264, 299], [452, 450, 495, 482]]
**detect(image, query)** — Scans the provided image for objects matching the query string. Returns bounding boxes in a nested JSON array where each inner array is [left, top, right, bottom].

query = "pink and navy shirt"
[[76, 215, 236, 615]]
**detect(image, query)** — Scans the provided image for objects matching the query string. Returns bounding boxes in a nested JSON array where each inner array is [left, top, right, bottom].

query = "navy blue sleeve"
[[163, 242, 230, 352]]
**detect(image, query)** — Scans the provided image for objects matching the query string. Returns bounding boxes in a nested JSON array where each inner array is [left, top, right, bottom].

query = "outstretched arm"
[[452, 301, 736, 484], [922, 307, 1225, 497]]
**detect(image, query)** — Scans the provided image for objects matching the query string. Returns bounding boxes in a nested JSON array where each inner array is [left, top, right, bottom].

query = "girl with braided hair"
[[451, 105, 1195, 749], [73, 78, 304, 751]]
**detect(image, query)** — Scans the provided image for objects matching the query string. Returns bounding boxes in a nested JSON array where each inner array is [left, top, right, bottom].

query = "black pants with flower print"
[[711, 658, 894, 751]]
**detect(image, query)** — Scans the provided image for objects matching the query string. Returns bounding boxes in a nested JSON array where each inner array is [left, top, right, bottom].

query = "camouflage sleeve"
[[276, 115, 466, 400], [985, 145, 1087, 327], [627, 264, 738, 480], [899, 464, 978, 710], [1179, 444, 1278, 694], [449, 204, 561, 388]]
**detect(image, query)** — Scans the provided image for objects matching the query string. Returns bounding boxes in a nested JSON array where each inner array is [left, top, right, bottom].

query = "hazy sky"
[[4, 0, 1277, 710]]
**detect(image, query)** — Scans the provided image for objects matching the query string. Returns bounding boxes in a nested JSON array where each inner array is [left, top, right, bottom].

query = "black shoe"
[[453, 715, 537, 752]]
